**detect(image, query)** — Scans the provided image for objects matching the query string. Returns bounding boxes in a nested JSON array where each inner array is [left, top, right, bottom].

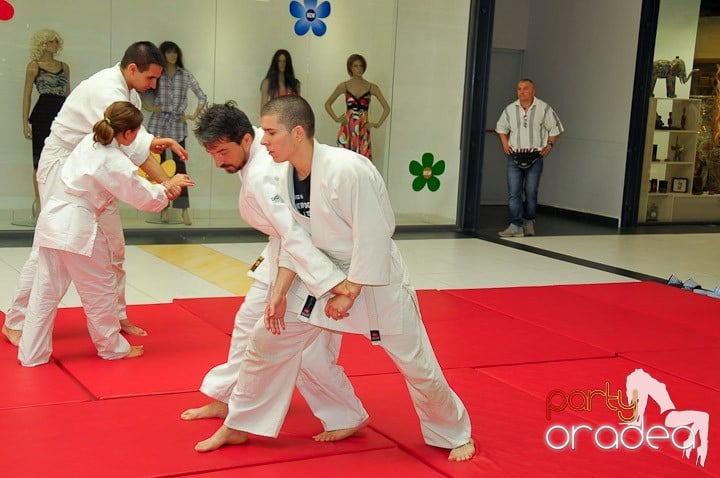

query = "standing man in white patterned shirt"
[[496, 78, 563, 237]]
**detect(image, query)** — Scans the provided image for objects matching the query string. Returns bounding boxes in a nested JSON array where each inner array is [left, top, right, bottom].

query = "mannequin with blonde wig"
[[22, 28, 70, 220]]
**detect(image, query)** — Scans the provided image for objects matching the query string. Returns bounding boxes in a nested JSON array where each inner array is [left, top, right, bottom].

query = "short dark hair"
[[120, 41, 166, 72], [261, 95, 315, 139], [346, 53, 367, 76], [194, 101, 255, 147], [518, 78, 535, 86]]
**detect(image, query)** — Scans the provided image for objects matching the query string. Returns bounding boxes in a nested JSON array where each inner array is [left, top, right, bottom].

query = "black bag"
[[509, 151, 542, 169]]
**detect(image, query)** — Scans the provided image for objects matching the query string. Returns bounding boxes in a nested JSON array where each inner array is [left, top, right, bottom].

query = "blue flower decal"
[[289, 0, 331, 36]]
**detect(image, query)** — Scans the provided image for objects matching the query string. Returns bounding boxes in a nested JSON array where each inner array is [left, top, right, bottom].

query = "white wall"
[[492, 0, 529, 50], [485, 0, 702, 222], [386, 0, 470, 224], [1, 0, 473, 228], [482, 0, 530, 205], [4, 0, 694, 229], [484, 0, 647, 220], [1, 1, 112, 213], [213, 0, 398, 219], [520, 0, 644, 220]]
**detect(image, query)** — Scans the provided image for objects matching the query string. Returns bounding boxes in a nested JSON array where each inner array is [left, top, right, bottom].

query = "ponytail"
[[93, 101, 144, 145]]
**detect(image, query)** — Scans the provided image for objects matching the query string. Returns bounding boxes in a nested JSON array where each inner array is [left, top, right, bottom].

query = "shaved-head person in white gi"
[[195, 96, 475, 462], [184, 101, 369, 442], [3, 42, 187, 347]]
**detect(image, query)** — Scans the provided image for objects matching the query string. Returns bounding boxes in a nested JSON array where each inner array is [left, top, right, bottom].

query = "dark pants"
[[30, 94, 66, 168], [162, 138, 188, 209], [507, 156, 544, 227]]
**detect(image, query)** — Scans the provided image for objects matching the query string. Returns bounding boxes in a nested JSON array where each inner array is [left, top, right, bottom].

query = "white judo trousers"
[[199, 278, 368, 432], [224, 270, 470, 448], [5, 148, 129, 332], [18, 229, 130, 366], [16, 133, 168, 367]]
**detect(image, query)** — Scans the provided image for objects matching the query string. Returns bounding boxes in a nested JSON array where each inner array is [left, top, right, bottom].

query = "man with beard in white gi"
[[195, 96, 475, 462], [183, 102, 368, 442], [3, 41, 187, 346]]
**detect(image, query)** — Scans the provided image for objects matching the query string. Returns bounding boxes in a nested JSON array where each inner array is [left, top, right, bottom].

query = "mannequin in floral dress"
[[324, 54, 390, 161]]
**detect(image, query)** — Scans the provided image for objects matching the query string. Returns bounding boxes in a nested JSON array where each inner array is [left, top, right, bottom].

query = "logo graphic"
[[0, 1, 15, 21], [289, 0, 331, 37], [409, 152, 445, 191], [545, 368, 709, 467]]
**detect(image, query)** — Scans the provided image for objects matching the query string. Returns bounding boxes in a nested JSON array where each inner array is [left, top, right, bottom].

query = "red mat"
[[51, 303, 231, 398], [445, 286, 720, 353], [337, 301, 610, 376], [481, 358, 719, 476], [174, 296, 244, 335], [622, 347, 720, 392], [171, 290, 610, 373], [415, 289, 481, 322], [352, 368, 716, 477], [186, 448, 446, 477], [5, 283, 718, 477], [0, 310, 91, 410], [0, 391, 396, 478], [558, 282, 720, 339], [0, 337, 90, 411]]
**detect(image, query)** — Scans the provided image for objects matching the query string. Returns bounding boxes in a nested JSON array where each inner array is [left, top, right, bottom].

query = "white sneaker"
[[498, 224, 524, 237], [523, 220, 535, 236]]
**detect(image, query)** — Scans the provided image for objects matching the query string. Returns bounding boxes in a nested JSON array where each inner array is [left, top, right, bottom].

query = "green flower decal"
[[409, 152, 445, 191]]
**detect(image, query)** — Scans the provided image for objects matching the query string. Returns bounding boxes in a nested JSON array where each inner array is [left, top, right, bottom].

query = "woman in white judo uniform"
[[183, 102, 368, 442], [18, 101, 194, 367], [195, 96, 475, 462]]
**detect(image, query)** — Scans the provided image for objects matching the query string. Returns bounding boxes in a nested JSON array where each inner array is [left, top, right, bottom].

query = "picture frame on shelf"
[[671, 177, 689, 193]]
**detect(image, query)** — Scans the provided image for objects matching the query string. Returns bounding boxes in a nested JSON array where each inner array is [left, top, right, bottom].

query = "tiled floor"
[[1, 209, 718, 311]]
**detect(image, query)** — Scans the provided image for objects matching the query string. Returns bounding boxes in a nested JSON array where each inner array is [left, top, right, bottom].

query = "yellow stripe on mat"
[[138, 244, 255, 296]]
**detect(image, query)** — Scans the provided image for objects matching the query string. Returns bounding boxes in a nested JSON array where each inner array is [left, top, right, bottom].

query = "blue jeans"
[[507, 156, 544, 227]]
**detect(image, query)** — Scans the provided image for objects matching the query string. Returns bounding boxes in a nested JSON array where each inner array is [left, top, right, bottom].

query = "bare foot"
[[448, 438, 476, 462], [313, 418, 369, 442], [195, 425, 248, 452], [125, 345, 144, 359], [120, 319, 147, 336], [2, 325, 22, 346], [181, 400, 229, 421]]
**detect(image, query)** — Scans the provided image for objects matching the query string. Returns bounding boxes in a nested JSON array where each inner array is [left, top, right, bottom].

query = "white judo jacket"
[[34, 134, 169, 256], [237, 128, 346, 298], [274, 141, 417, 338]]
